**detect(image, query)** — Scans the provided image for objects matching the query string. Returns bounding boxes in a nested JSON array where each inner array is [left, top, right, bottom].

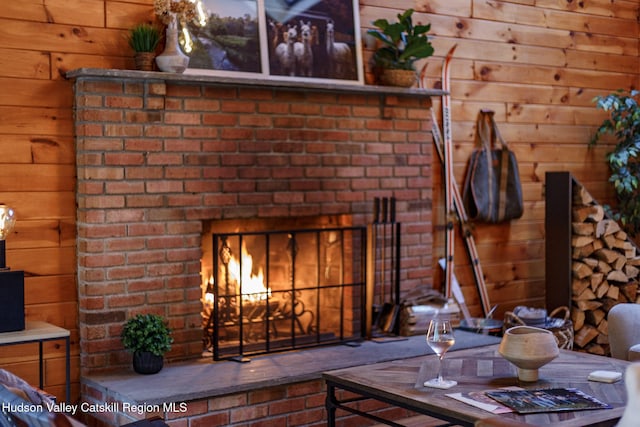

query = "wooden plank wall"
[[359, 0, 639, 317], [0, 0, 637, 402]]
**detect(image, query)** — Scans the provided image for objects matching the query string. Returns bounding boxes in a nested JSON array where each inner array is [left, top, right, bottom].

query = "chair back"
[[609, 303, 640, 360]]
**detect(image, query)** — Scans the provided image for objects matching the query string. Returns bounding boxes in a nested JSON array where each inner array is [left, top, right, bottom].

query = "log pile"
[[571, 183, 640, 356]]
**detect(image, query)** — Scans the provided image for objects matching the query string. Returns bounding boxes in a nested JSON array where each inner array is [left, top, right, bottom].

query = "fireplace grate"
[[203, 226, 366, 361]]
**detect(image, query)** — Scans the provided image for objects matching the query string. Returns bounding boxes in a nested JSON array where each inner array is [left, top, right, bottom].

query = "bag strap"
[[474, 110, 512, 221], [487, 112, 510, 220], [475, 110, 508, 149], [486, 109, 509, 150], [474, 109, 493, 150]]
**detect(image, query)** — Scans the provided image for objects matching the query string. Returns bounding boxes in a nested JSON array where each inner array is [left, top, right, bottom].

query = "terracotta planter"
[[133, 351, 164, 375], [379, 69, 417, 87]]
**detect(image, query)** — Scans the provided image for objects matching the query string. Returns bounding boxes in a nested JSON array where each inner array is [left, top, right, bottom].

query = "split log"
[[595, 219, 620, 238], [619, 283, 638, 302], [575, 299, 602, 311], [606, 270, 629, 283], [573, 205, 604, 223], [596, 318, 608, 336], [585, 343, 605, 355], [590, 272, 605, 289], [601, 298, 618, 313], [625, 264, 639, 279], [573, 244, 595, 258], [574, 324, 599, 348], [594, 248, 624, 265], [597, 260, 612, 274], [596, 333, 609, 345], [595, 281, 609, 299], [573, 222, 595, 236], [572, 278, 590, 296], [572, 235, 594, 248], [573, 185, 594, 205], [585, 308, 605, 326], [572, 261, 593, 279], [575, 288, 596, 301], [602, 234, 618, 250], [571, 307, 585, 331]]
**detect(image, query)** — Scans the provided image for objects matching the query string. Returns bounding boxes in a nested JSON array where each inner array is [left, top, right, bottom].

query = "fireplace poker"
[[370, 197, 382, 330], [378, 197, 401, 334], [377, 197, 399, 334], [385, 197, 401, 334], [381, 197, 388, 307]]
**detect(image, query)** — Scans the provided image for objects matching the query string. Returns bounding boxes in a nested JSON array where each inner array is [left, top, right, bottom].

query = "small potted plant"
[[121, 313, 173, 374], [367, 8, 434, 87], [127, 23, 162, 71]]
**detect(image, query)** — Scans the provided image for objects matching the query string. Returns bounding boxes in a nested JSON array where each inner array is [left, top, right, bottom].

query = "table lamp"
[[0, 204, 23, 332], [0, 204, 16, 270]]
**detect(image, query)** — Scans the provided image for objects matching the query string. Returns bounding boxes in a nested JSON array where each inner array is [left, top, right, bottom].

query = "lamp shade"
[[0, 204, 16, 240]]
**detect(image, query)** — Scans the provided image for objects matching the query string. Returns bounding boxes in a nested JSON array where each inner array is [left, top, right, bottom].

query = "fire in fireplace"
[[201, 222, 366, 361]]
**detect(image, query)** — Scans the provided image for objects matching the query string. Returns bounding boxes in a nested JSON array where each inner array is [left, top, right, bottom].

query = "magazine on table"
[[446, 387, 521, 414], [484, 387, 612, 414]]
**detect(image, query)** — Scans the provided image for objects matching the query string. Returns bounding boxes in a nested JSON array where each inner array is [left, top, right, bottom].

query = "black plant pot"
[[133, 351, 164, 375]]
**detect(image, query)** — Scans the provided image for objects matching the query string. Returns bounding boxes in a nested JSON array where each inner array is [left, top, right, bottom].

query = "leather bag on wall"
[[462, 109, 524, 223]]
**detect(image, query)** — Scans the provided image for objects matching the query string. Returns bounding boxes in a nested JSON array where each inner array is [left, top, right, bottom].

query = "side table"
[[0, 321, 70, 403]]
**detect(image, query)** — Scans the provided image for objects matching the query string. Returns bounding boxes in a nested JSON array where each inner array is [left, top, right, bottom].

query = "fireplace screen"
[[203, 226, 366, 361]]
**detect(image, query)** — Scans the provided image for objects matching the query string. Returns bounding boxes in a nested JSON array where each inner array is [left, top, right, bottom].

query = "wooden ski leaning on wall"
[[430, 107, 492, 316], [421, 45, 492, 316], [441, 45, 456, 301]]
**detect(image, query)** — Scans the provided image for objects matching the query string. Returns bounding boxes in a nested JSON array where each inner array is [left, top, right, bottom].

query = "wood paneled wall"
[[0, 0, 637, 402], [359, 0, 638, 317]]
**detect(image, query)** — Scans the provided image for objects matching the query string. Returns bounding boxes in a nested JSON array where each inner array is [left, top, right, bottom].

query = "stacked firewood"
[[570, 183, 640, 356]]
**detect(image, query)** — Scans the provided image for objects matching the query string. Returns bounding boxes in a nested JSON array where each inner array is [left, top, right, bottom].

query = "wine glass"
[[424, 318, 457, 389]]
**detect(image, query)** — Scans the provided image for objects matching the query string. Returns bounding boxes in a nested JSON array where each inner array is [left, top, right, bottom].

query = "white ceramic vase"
[[498, 326, 559, 382], [156, 17, 189, 73]]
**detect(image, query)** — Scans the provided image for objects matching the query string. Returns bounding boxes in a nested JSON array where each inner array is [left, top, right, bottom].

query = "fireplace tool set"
[[369, 196, 402, 336]]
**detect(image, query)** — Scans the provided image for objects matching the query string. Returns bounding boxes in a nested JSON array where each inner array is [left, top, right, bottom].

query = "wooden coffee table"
[[323, 344, 630, 426]]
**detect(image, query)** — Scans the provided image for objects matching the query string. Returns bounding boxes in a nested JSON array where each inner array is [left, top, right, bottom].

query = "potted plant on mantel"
[[127, 23, 162, 71], [367, 8, 435, 87], [121, 313, 173, 374]]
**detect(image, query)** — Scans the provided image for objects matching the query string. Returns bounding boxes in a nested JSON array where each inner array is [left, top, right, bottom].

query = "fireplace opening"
[[201, 217, 366, 361]]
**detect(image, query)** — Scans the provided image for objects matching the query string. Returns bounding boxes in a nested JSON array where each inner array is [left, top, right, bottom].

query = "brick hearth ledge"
[[81, 331, 499, 426]]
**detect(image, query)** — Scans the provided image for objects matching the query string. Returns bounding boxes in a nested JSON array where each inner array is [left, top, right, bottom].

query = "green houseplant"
[[591, 89, 640, 236], [127, 23, 162, 71], [121, 313, 173, 374], [367, 8, 434, 87]]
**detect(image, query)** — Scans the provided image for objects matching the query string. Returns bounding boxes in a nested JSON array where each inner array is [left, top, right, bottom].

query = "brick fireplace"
[[69, 69, 438, 375]]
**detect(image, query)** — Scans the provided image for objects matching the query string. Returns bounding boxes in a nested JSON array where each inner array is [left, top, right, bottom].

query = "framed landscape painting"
[[185, 0, 264, 78], [185, 0, 363, 85]]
